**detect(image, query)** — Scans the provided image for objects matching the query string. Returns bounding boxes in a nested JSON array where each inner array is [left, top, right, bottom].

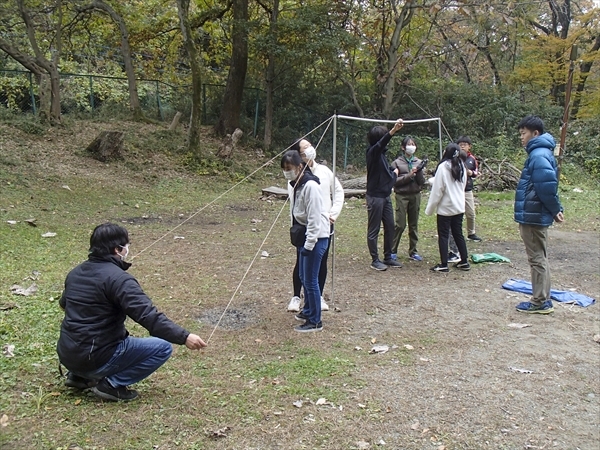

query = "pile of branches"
[[476, 158, 522, 191]]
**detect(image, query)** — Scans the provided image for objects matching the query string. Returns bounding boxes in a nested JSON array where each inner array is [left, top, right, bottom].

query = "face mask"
[[405, 145, 416, 155], [303, 146, 316, 161], [283, 170, 297, 181], [118, 244, 130, 261]]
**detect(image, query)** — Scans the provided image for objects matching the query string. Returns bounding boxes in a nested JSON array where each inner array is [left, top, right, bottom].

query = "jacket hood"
[[526, 133, 555, 154]]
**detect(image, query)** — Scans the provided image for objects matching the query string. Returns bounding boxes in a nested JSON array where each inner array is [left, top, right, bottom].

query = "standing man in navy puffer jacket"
[[514, 115, 564, 314]]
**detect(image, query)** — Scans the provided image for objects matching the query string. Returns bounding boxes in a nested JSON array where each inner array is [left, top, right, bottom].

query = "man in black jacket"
[[57, 223, 206, 401], [366, 119, 404, 271]]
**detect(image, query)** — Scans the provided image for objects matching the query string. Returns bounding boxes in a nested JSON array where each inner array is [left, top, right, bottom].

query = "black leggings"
[[293, 234, 332, 297]]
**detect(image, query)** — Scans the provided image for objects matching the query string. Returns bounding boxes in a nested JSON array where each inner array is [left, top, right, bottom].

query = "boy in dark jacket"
[[366, 119, 404, 271], [514, 115, 564, 314], [57, 223, 207, 401]]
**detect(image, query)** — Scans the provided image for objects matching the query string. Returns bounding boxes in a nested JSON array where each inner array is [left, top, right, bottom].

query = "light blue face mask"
[[283, 170, 297, 181]]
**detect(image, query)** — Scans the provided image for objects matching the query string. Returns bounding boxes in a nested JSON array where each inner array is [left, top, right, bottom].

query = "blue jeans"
[[299, 238, 329, 325], [76, 336, 173, 388]]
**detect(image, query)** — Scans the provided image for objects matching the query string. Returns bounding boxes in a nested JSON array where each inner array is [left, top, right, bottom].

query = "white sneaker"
[[287, 296, 301, 312], [320, 297, 329, 311]]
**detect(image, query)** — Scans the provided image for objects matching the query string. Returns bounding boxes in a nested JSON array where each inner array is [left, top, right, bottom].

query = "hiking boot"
[[383, 259, 403, 268], [516, 300, 554, 314], [65, 372, 96, 390], [320, 297, 329, 311], [409, 253, 423, 261], [287, 296, 301, 312], [454, 261, 471, 271], [91, 379, 138, 402], [295, 312, 309, 322], [370, 260, 388, 271], [467, 234, 482, 242], [448, 252, 460, 263], [294, 321, 323, 333], [430, 264, 449, 273]]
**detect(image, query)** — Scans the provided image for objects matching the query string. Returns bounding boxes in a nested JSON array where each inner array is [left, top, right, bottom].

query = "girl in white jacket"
[[425, 144, 470, 272], [281, 150, 331, 332]]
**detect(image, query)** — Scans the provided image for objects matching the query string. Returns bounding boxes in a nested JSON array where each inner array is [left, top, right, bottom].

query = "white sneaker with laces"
[[287, 296, 301, 312], [320, 297, 329, 311]]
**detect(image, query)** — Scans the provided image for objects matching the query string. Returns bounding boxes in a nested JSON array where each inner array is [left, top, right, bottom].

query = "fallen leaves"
[[509, 366, 533, 374], [0, 414, 8, 427], [3, 344, 15, 357], [208, 426, 230, 438], [10, 283, 38, 296], [369, 345, 389, 354], [41, 232, 57, 238], [508, 323, 532, 329]]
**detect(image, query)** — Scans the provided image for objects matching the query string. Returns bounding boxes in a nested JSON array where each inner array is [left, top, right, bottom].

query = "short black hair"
[[401, 135, 416, 148], [517, 115, 544, 134], [456, 135, 472, 145], [367, 126, 389, 146], [290, 139, 302, 151], [89, 223, 129, 257], [280, 150, 303, 169]]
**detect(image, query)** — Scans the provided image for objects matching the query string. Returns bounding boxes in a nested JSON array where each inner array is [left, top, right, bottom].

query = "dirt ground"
[[134, 201, 600, 449], [2, 121, 599, 449]]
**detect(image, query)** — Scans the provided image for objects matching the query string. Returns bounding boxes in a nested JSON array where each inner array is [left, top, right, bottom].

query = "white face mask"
[[303, 146, 316, 161], [283, 170, 297, 181], [118, 244, 130, 261], [405, 145, 416, 155]]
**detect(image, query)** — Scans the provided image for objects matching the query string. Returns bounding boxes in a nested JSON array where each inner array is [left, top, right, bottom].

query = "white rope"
[[206, 195, 290, 343], [130, 115, 335, 261], [335, 114, 440, 124]]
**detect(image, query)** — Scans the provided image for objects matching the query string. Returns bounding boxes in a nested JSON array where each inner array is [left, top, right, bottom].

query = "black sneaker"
[[295, 312, 309, 322], [454, 262, 471, 271], [65, 372, 96, 390], [448, 252, 460, 263], [370, 260, 388, 271], [383, 259, 403, 268], [467, 234, 482, 242], [430, 264, 449, 273], [294, 321, 323, 333], [91, 379, 138, 402]]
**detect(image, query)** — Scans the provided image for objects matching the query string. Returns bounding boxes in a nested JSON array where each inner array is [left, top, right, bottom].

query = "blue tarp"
[[502, 278, 596, 307]]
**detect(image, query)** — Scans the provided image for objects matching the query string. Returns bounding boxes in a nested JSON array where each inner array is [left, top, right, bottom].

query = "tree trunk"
[[571, 34, 600, 118], [176, 0, 202, 154], [214, 0, 249, 136], [263, 0, 279, 150], [89, 0, 142, 119]]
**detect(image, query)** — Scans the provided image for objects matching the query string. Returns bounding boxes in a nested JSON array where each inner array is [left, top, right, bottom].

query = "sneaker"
[[516, 300, 554, 314], [390, 253, 398, 260], [448, 252, 461, 263], [409, 253, 423, 261], [294, 321, 323, 333], [383, 259, 403, 268], [370, 260, 388, 271], [295, 312, 309, 322], [430, 264, 449, 273], [467, 234, 482, 242], [320, 297, 329, 311], [287, 296, 301, 312], [65, 372, 96, 390], [454, 262, 471, 271], [91, 379, 138, 402]]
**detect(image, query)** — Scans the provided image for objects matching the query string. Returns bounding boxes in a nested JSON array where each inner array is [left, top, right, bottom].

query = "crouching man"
[[57, 223, 207, 401]]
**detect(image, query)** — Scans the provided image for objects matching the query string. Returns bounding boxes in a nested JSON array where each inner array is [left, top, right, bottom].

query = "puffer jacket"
[[391, 154, 426, 195], [57, 255, 190, 373], [514, 133, 563, 226]]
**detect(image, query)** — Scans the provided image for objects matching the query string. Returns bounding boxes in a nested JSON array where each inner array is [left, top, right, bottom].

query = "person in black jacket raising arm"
[[366, 118, 404, 271], [57, 223, 207, 401]]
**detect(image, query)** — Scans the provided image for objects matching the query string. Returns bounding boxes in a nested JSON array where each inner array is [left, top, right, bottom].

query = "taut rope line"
[[130, 115, 335, 261]]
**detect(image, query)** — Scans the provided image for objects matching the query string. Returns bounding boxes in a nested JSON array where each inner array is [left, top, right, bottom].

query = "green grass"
[[1, 120, 598, 449]]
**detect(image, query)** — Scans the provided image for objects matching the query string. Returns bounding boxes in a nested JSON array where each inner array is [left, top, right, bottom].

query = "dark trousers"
[[367, 195, 394, 262], [437, 214, 468, 266], [293, 228, 332, 297]]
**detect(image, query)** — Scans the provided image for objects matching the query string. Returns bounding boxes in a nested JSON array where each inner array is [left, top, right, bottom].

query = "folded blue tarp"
[[502, 278, 596, 307]]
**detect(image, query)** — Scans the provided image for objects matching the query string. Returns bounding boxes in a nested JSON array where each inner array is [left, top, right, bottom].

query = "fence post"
[[253, 88, 260, 137], [27, 71, 37, 116], [344, 123, 349, 169], [156, 80, 164, 120], [202, 84, 206, 124], [89, 75, 95, 110]]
